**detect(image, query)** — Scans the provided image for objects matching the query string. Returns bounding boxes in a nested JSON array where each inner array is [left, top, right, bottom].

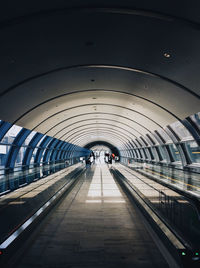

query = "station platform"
[[1, 163, 169, 268]]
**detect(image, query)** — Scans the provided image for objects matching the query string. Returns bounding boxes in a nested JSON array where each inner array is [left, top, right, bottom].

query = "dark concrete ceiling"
[[0, 0, 200, 148]]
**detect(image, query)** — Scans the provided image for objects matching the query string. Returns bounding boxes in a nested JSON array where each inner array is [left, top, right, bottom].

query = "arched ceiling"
[[0, 1, 200, 149]]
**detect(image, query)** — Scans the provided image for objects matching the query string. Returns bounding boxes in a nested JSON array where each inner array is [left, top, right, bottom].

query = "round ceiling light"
[[164, 52, 171, 58]]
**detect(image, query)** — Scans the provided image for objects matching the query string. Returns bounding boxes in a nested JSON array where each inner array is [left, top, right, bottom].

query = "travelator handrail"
[[110, 165, 200, 267], [122, 162, 200, 220]]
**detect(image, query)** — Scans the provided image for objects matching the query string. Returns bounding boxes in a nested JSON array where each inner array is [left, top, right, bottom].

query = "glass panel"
[[140, 149, 146, 159], [22, 131, 36, 146], [136, 149, 141, 158], [145, 148, 151, 159], [168, 144, 181, 162], [134, 149, 139, 158], [131, 149, 136, 158], [145, 136, 152, 145], [15, 147, 27, 167], [41, 148, 49, 163], [190, 112, 200, 130], [30, 147, 39, 165], [134, 140, 141, 147], [140, 137, 148, 146], [156, 146, 166, 161], [157, 129, 172, 143], [37, 135, 46, 147], [146, 133, 158, 145], [170, 121, 192, 140], [0, 144, 11, 169], [185, 140, 200, 164], [150, 147, 157, 160], [160, 146, 168, 161], [1, 125, 22, 144]]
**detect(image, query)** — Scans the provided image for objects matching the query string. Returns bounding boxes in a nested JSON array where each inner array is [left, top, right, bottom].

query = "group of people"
[[85, 152, 95, 167], [104, 153, 116, 164], [85, 151, 119, 167]]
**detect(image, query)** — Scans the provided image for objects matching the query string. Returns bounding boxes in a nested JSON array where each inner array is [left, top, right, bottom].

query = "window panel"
[[41, 149, 47, 163], [37, 135, 47, 147], [144, 148, 151, 160], [131, 149, 136, 158], [150, 147, 157, 160], [140, 137, 148, 146], [134, 149, 139, 158], [185, 140, 200, 164], [22, 131, 37, 146], [168, 144, 181, 162], [190, 112, 200, 130], [136, 149, 141, 158], [156, 146, 166, 161], [146, 133, 158, 145], [1, 125, 22, 144], [140, 149, 145, 159], [170, 121, 192, 140], [15, 147, 26, 167], [0, 144, 11, 169], [157, 129, 172, 143], [30, 147, 39, 164], [134, 140, 141, 147]]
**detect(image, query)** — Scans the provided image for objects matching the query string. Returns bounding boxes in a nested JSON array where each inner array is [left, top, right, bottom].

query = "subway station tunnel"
[[0, 1, 200, 267]]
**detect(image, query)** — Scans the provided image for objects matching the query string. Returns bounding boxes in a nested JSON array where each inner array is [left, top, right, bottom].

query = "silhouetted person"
[[86, 158, 91, 168]]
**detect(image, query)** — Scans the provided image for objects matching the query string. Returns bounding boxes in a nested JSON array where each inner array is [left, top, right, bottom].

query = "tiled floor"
[[8, 163, 168, 268]]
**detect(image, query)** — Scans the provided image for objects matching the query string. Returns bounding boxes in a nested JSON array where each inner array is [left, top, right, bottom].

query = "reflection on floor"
[[86, 164, 125, 204], [8, 161, 168, 268]]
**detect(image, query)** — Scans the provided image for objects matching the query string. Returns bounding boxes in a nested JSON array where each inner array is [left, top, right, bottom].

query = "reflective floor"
[[5, 162, 168, 268], [86, 164, 125, 204]]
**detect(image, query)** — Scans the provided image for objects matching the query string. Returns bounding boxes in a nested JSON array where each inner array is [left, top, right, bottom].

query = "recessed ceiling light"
[[164, 52, 171, 58]]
